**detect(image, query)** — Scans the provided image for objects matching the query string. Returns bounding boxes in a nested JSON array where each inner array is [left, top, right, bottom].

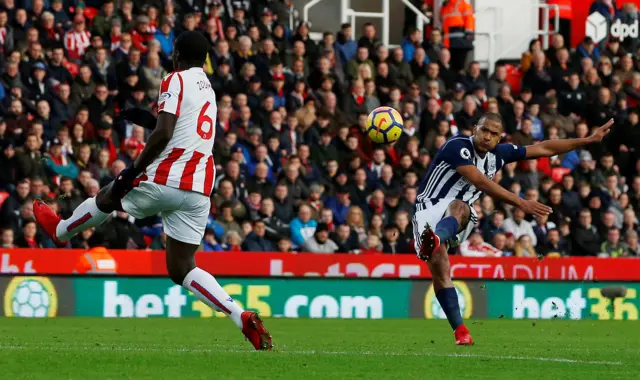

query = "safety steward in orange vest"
[[441, 0, 475, 72]]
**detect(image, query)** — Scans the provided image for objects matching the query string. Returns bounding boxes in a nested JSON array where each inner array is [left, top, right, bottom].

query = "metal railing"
[[303, 0, 429, 47]]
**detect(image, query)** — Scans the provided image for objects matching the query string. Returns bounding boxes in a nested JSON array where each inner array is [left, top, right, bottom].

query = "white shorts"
[[412, 199, 478, 253], [121, 181, 210, 245]]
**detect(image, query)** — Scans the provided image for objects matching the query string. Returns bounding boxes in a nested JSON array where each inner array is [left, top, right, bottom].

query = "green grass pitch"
[[0, 318, 637, 379]]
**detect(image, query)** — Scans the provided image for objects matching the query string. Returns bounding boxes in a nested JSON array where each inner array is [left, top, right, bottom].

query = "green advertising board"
[[0, 276, 638, 320], [485, 282, 639, 320], [74, 277, 412, 319]]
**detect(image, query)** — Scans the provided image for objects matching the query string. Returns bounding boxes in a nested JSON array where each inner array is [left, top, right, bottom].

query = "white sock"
[[183, 267, 244, 328], [56, 197, 110, 242]]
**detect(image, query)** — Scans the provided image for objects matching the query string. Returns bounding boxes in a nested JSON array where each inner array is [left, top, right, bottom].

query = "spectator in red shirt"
[[64, 14, 91, 62], [131, 15, 154, 54]]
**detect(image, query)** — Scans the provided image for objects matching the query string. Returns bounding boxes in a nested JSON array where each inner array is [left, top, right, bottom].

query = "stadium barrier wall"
[[2, 276, 638, 321], [3, 248, 640, 280]]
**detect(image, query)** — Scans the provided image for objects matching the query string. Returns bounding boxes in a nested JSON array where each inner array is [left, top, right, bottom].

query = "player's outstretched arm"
[[525, 118, 614, 159], [457, 165, 552, 217], [132, 112, 178, 173]]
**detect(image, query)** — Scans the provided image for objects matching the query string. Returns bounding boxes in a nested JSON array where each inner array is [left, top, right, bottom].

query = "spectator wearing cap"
[[270, 71, 286, 108], [44, 138, 78, 182], [301, 222, 338, 254], [573, 150, 602, 187], [64, 14, 91, 62], [255, 7, 274, 39]]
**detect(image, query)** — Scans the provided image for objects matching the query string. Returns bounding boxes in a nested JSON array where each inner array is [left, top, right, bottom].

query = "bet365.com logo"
[[3, 277, 58, 317], [424, 281, 473, 319]]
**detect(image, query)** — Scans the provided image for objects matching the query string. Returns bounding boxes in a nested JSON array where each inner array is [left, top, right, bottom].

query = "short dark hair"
[[477, 112, 503, 128], [174, 31, 210, 67]]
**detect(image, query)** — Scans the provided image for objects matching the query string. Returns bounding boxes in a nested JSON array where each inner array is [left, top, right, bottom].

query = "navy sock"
[[436, 287, 463, 330], [434, 216, 459, 242]]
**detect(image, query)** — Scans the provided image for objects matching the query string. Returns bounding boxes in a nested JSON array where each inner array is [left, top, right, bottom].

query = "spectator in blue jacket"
[[401, 28, 428, 64], [242, 220, 276, 252], [44, 139, 78, 180], [290, 204, 318, 247], [324, 185, 352, 225], [334, 23, 358, 67], [154, 19, 175, 57], [574, 36, 601, 63], [202, 227, 224, 252]]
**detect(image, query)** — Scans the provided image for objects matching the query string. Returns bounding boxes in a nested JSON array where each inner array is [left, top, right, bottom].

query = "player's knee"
[[167, 267, 187, 286], [448, 200, 470, 223]]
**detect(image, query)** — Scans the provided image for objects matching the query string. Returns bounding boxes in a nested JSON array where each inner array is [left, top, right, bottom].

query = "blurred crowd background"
[[0, 0, 640, 258]]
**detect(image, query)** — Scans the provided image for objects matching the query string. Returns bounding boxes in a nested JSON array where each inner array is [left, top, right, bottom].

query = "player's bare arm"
[[456, 165, 552, 217], [525, 118, 614, 159], [132, 112, 178, 172]]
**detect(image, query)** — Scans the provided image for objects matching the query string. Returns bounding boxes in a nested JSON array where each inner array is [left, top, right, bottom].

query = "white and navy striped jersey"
[[415, 136, 526, 209]]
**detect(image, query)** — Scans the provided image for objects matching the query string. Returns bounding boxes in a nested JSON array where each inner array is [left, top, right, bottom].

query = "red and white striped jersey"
[[145, 67, 217, 196], [64, 29, 91, 61]]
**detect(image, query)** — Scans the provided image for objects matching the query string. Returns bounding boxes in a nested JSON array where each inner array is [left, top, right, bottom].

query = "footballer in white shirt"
[[34, 31, 272, 350]]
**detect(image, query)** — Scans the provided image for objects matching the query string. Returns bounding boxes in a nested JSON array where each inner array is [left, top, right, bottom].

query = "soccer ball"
[[365, 106, 404, 145], [11, 279, 51, 317]]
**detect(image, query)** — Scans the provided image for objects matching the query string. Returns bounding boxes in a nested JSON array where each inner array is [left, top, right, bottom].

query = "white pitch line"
[[0, 344, 623, 366]]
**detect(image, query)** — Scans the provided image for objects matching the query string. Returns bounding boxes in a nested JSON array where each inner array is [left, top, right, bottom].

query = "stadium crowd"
[[0, 0, 639, 257]]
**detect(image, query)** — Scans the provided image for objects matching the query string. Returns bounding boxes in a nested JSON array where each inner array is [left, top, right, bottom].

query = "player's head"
[[473, 112, 503, 153], [173, 30, 210, 69]]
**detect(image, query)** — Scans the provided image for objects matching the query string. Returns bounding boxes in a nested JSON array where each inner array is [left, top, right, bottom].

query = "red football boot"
[[418, 223, 441, 261], [33, 200, 66, 248], [455, 325, 474, 346], [241, 311, 273, 351]]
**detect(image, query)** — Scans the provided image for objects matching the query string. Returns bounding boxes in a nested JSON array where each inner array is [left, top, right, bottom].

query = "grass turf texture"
[[0, 318, 637, 379]]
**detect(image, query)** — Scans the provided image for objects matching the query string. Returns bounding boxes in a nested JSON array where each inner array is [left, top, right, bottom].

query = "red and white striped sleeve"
[[157, 72, 184, 116]]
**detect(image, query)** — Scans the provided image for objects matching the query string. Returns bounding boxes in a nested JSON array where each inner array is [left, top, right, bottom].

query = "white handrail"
[[400, 0, 431, 38], [302, 0, 325, 26]]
